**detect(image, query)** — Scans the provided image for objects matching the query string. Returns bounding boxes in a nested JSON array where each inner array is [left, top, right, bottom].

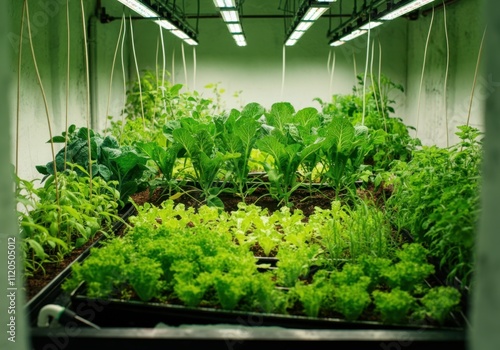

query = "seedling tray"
[[68, 280, 466, 332]]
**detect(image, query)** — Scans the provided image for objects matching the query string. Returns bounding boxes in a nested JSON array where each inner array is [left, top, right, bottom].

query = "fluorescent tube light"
[[290, 31, 306, 40], [317, 0, 337, 2], [154, 20, 177, 31], [340, 29, 367, 41], [116, 0, 158, 18], [227, 23, 242, 33], [184, 38, 198, 46], [330, 40, 345, 46], [381, 0, 435, 20], [117, 0, 198, 45], [303, 6, 329, 21], [170, 30, 189, 40], [285, 38, 297, 46], [221, 9, 239, 22], [296, 21, 314, 31], [360, 21, 384, 30], [213, 0, 236, 7], [233, 34, 247, 46]]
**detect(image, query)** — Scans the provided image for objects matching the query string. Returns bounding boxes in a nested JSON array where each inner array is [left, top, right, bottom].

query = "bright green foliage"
[[276, 244, 322, 287], [255, 103, 325, 206], [165, 117, 240, 209], [215, 102, 266, 199], [419, 286, 462, 325], [62, 198, 463, 326], [35, 125, 149, 203], [373, 288, 415, 324], [17, 166, 120, 277], [381, 243, 435, 292], [316, 74, 420, 177], [332, 277, 371, 321], [388, 125, 482, 288], [108, 70, 215, 145], [294, 278, 329, 318]]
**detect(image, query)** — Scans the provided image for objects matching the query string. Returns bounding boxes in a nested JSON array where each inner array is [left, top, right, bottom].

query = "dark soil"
[[24, 183, 388, 301]]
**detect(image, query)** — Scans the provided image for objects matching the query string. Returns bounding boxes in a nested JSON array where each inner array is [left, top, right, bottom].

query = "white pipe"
[[37, 304, 65, 327]]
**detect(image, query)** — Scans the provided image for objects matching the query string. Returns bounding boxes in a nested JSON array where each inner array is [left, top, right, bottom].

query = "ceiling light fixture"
[[213, 0, 247, 46], [116, 0, 198, 45], [284, 0, 337, 46], [380, 0, 436, 20], [328, 0, 435, 46]]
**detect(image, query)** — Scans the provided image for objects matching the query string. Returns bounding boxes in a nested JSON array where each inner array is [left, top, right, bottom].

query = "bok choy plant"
[[255, 103, 324, 206]]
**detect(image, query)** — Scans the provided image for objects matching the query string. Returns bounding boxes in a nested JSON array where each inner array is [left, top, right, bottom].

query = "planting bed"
[[26, 184, 467, 350]]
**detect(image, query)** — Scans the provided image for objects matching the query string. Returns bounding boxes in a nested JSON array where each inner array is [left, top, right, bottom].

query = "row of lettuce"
[[18, 71, 481, 304]]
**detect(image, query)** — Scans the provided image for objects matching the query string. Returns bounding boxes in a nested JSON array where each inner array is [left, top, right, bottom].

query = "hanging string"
[[193, 46, 197, 92], [370, 39, 382, 129], [378, 40, 384, 120], [26, 0, 60, 209], [361, 21, 372, 126], [80, 0, 93, 196], [181, 42, 188, 90], [281, 44, 286, 100], [329, 50, 336, 99], [353, 53, 358, 92], [104, 13, 124, 134], [416, 6, 435, 139], [64, 0, 70, 169], [159, 27, 167, 115], [119, 13, 127, 143], [172, 48, 175, 85], [154, 32, 160, 129], [15, 1, 27, 177], [442, 0, 450, 147], [327, 49, 331, 75], [466, 26, 487, 127], [129, 15, 145, 128]]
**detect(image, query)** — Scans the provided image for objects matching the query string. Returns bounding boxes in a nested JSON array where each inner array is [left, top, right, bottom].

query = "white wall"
[[8, 0, 485, 182], [127, 7, 408, 113], [405, 0, 485, 147], [8, 0, 128, 182]]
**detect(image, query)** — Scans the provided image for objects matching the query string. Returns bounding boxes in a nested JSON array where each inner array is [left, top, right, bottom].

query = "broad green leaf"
[[241, 102, 265, 120]]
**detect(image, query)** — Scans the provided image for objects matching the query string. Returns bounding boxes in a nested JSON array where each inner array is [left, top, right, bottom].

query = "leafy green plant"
[[17, 165, 121, 277], [388, 125, 482, 288], [276, 244, 322, 287], [108, 70, 215, 145], [419, 286, 462, 325], [255, 103, 324, 206], [136, 141, 182, 195], [215, 102, 266, 199], [293, 279, 328, 318], [373, 288, 415, 324], [381, 244, 435, 292], [331, 278, 371, 321], [165, 117, 239, 209], [36, 125, 149, 203]]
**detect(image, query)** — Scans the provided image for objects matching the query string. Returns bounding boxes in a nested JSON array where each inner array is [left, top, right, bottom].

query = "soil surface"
[[24, 183, 389, 301]]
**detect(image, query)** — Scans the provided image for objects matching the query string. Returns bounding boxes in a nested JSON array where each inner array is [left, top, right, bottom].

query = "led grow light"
[[380, 0, 436, 20], [284, 0, 336, 46], [227, 23, 243, 33], [213, 0, 236, 7], [330, 39, 345, 47], [340, 29, 367, 41], [220, 9, 239, 22], [214, 1, 246, 46], [233, 33, 247, 46], [115, 0, 198, 45], [360, 21, 384, 30], [116, 0, 158, 18]]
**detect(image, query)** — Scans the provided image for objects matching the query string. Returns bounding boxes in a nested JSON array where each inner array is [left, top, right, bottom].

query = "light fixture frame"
[[284, 0, 336, 46], [213, 1, 247, 46], [328, 0, 435, 46], [116, 0, 198, 45]]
